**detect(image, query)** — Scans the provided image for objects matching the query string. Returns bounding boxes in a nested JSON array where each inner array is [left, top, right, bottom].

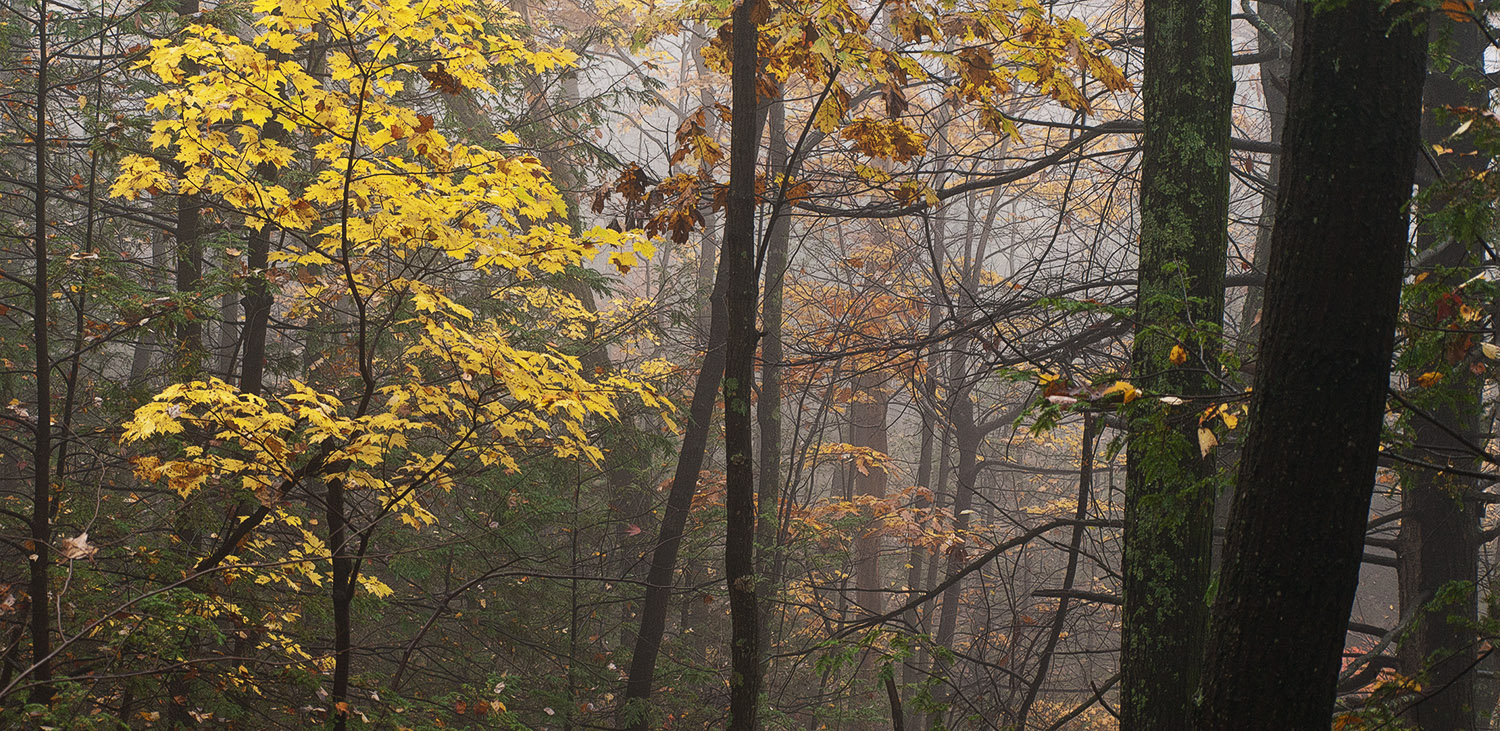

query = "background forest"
[[0, 0, 1494, 727]]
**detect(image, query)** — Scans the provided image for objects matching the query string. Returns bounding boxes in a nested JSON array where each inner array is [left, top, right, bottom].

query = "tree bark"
[[173, 0, 203, 367], [1017, 415, 1098, 729], [619, 285, 727, 730], [930, 391, 978, 726], [238, 92, 284, 396], [721, 0, 762, 726], [1196, 1, 1427, 726], [1120, 0, 1230, 725]]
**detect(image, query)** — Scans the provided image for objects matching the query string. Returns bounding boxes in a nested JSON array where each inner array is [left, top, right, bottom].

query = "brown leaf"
[[60, 532, 97, 560]]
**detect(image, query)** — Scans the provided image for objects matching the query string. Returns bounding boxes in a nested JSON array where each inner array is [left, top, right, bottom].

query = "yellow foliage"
[[115, 0, 673, 608]]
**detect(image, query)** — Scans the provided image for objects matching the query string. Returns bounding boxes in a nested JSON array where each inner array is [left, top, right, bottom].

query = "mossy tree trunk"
[[1119, 0, 1230, 725]]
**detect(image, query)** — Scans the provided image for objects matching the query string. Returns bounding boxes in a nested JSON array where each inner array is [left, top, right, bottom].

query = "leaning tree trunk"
[[1397, 13, 1489, 730], [619, 276, 728, 730], [1196, 1, 1428, 727], [1120, 0, 1229, 725]]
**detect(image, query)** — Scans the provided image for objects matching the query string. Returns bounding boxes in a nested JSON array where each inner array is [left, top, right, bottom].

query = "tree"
[[721, 0, 764, 725], [1197, 0, 1428, 725], [1120, 0, 1230, 724], [110, 0, 664, 724]]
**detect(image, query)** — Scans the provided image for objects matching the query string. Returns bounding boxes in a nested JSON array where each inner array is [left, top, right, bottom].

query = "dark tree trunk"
[[1218, 0, 1292, 574], [327, 476, 352, 731], [929, 392, 978, 726], [1236, 0, 1291, 350], [1120, 0, 1230, 725], [1018, 415, 1098, 729], [1196, 1, 1427, 726], [239, 98, 284, 396], [173, 0, 203, 367], [1397, 14, 1489, 730], [619, 286, 727, 731], [619, 32, 775, 731], [721, 0, 762, 726]]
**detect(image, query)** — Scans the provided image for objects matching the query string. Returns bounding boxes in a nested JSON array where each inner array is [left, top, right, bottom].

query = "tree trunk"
[[1017, 415, 1098, 729], [620, 287, 727, 730], [930, 392, 978, 726], [756, 91, 790, 694], [1218, 0, 1292, 573], [721, 0, 762, 726], [1236, 0, 1291, 350], [852, 372, 890, 616], [173, 0, 203, 368], [618, 47, 774, 731], [239, 111, 284, 396], [1120, 0, 1230, 725], [1196, 1, 1427, 726]]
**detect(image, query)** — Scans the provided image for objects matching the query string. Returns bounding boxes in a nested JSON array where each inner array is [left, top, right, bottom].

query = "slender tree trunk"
[[930, 392, 978, 727], [1397, 14, 1489, 730], [902, 348, 938, 719], [756, 92, 790, 698], [1120, 0, 1230, 724], [620, 292, 727, 730], [722, 1, 762, 726], [239, 113, 283, 396], [27, 0, 53, 705], [173, 0, 202, 368], [1237, 0, 1291, 350], [691, 30, 722, 341], [852, 372, 890, 616], [618, 54, 780, 731], [1196, 1, 1427, 726], [327, 475, 353, 731], [175, 205, 202, 365], [1018, 415, 1097, 729]]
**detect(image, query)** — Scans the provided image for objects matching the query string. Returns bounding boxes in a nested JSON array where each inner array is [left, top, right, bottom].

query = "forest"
[[0, 0, 1493, 727]]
